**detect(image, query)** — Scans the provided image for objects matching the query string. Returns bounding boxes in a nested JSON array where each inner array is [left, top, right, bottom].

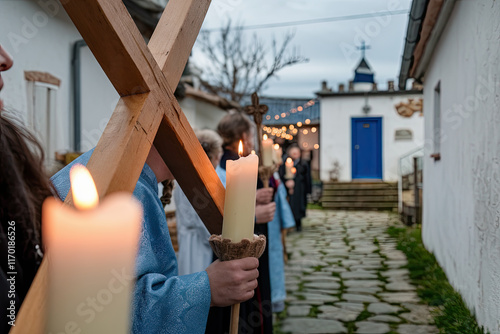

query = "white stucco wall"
[[421, 1, 500, 332], [179, 98, 227, 131], [319, 93, 424, 182], [0, 0, 117, 157], [0, 1, 226, 159]]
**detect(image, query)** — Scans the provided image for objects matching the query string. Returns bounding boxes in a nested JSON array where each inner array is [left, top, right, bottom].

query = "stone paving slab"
[[318, 305, 360, 322], [356, 321, 391, 334], [288, 305, 310, 317], [279, 210, 439, 334], [368, 315, 403, 323], [281, 318, 347, 333], [398, 324, 439, 334], [367, 302, 401, 314]]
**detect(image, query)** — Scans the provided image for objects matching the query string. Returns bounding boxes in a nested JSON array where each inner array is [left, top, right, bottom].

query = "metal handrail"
[[398, 146, 424, 212]]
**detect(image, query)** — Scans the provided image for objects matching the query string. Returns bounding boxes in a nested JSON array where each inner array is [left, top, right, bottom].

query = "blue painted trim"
[[351, 117, 383, 179], [353, 72, 374, 83]]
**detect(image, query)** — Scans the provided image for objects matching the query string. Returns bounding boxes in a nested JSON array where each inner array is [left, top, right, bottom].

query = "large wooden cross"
[[11, 0, 222, 332]]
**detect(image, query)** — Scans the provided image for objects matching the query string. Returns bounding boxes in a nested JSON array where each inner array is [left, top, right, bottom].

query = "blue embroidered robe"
[[51, 150, 211, 334], [267, 181, 295, 309]]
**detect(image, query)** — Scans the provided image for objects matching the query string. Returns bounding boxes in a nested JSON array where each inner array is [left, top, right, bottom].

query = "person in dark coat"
[[205, 112, 276, 334], [279, 144, 312, 232]]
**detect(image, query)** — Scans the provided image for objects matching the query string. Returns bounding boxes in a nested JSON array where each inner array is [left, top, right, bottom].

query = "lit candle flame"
[[238, 140, 243, 157], [70, 164, 99, 210], [251, 150, 256, 155], [274, 144, 280, 150], [291, 167, 297, 175], [263, 134, 268, 140], [286, 157, 292, 164]]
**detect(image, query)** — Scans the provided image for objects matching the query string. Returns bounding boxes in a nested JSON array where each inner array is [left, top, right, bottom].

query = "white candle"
[[261, 134, 273, 167], [43, 164, 142, 334], [285, 157, 294, 179], [222, 141, 259, 242], [273, 144, 282, 165]]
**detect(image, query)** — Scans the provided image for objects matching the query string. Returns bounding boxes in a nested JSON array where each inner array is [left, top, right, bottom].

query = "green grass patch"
[[273, 309, 288, 334], [307, 203, 323, 210], [308, 305, 320, 317], [355, 309, 372, 322], [387, 226, 489, 334], [343, 236, 350, 246], [346, 322, 356, 334]]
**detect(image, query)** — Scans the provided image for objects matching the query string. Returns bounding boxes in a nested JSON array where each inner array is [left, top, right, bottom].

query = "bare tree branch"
[[194, 20, 308, 103]]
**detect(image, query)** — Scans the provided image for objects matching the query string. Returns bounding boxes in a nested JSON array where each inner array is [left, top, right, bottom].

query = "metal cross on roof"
[[357, 40, 371, 58], [12, 0, 221, 332]]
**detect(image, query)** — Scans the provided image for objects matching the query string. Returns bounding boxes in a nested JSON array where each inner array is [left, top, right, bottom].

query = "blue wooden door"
[[352, 117, 382, 179]]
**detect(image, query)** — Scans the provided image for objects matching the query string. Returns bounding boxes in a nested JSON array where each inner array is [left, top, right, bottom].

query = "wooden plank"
[[322, 189, 398, 196], [322, 196, 398, 202], [85, 93, 159, 198], [322, 202, 398, 208], [61, 0, 152, 96], [9, 259, 48, 334], [155, 114, 224, 235], [148, 0, 211, 89], [24, 71, 61, 86], [147, 0, 224, 232], [62, 0, 223, 226], [322, 183, 398, 190]]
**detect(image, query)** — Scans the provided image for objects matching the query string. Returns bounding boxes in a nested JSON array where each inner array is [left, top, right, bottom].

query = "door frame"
[[351, 116, 383, 180]]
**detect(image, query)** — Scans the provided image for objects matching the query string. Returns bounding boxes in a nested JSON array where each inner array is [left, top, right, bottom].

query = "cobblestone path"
[[279, 210, 438, 334]]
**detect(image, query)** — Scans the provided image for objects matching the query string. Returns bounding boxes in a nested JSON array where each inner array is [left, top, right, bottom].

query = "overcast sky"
[[192, 0, 412, 98]]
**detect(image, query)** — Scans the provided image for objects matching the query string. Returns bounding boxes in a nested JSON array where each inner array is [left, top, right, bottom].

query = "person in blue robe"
[[267, 176, 295, 312], [51, 147, 259, 334]]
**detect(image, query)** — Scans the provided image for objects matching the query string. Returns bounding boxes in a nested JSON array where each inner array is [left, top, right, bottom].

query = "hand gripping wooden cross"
[[11, 0, 223, 332]]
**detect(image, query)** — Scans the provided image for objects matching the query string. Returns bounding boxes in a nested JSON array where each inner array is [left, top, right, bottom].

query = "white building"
[[0, 0, 229, 173], [317, 57, 423, 183], [399, 0, 500, 332]]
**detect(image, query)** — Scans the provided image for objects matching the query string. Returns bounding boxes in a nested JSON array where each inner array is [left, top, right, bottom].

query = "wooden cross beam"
[[12, 0, 223, 332]]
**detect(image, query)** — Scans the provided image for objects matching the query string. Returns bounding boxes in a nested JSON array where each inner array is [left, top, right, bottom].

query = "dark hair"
[[0, 113, 53, 265], [287, 143, 301, 153], [217, 111, 253, 147]]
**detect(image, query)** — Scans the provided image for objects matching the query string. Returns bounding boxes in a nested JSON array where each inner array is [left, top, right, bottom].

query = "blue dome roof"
[[353, 57, 374, 84]]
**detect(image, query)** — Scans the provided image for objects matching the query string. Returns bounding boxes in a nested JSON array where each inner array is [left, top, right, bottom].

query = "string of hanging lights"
[[264, 99, 317, 122], [260, 98, 320, 148], [262, 124, 320, 149]]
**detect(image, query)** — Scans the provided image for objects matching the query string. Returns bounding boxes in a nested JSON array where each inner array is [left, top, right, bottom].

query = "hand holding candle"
[[43, 164, 142, 334], [215, 140, 261, 334]]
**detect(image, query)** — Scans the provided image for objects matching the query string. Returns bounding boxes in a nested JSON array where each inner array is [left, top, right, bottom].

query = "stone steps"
[[321, 182, 398, 211]]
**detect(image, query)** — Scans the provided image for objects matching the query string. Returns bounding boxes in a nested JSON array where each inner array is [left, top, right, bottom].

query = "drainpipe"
[[72, 39, 87, 152]]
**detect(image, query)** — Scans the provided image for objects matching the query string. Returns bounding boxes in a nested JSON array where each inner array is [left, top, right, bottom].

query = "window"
[[432, 81, 441, 161], [25, 71, 60, 163]]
